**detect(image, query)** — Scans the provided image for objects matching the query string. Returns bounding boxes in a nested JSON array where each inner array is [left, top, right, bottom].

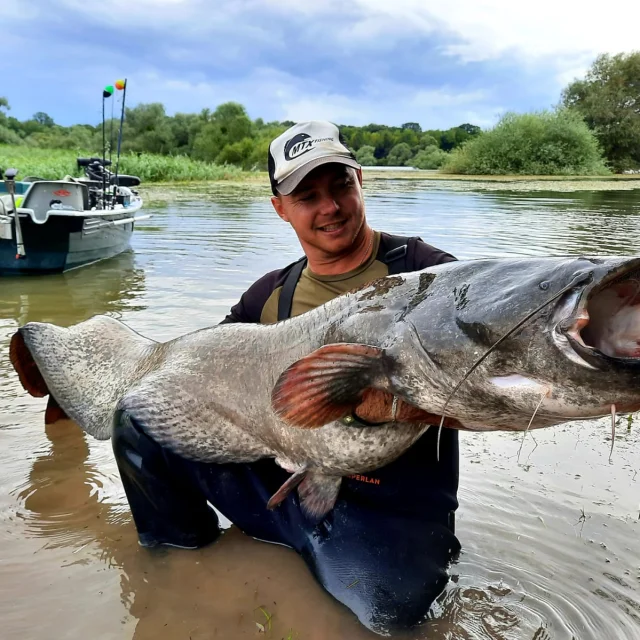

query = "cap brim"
[[276, 156, 361, 195]]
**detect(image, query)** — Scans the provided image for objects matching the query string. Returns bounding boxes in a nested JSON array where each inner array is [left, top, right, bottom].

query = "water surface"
[[1, 178, 639, 639]]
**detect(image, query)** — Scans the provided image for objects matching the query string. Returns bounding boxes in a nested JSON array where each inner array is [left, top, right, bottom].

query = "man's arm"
[[219, 266, 291, 324], [411, 238, 457, 270], [219, 295, 257, 324]]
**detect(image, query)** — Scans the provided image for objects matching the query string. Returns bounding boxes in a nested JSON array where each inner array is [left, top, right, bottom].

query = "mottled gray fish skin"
[[12, 256, 640, 517]]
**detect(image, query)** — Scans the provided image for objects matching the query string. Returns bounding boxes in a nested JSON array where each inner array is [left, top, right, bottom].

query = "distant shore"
[[3, 144, 638, 186], [361, 169, 640, 182], [141, 170, 640, 200], [146, 169, 640, 186]]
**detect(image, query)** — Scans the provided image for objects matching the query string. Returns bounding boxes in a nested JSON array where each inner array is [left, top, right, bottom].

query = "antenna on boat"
[[102, 85, 114, 208], [112, 78, 127, 209], [109, 91, 115, 165]]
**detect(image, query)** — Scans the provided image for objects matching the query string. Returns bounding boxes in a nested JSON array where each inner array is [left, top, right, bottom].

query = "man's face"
[[271, 164, 366, 258]]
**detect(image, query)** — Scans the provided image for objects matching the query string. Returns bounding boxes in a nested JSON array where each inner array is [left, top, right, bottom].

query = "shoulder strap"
[[277, 234, 420, 320], [277, 257, 307, 321], [381, 234, 420, 275]]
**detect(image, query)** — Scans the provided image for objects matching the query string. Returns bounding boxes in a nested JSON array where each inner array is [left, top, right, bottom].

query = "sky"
[[1, 0, 639, 130]]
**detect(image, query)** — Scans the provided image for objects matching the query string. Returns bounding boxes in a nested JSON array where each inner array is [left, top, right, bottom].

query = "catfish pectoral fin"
[[297, 473, 342, 521], [267, 467, 308, 510], [271, 343, 394, 429]]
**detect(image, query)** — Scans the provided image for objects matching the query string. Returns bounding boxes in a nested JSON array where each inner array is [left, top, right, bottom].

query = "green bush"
[[119, 153, 243, 182], [0, 145, 80, 178], [412, 145, 448, 169], [355, 145, 376, 166], [387, 142, 413, 166], [442, 110, 610, 175], [215, 137, 256, 169], [0, 125, 24, 146]]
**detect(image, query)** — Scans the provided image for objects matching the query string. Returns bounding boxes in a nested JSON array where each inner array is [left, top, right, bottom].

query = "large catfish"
[[10, 256, 640, 518]]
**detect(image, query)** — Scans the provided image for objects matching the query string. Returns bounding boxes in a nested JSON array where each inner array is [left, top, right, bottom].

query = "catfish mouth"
[[558, 260, 640, 368]]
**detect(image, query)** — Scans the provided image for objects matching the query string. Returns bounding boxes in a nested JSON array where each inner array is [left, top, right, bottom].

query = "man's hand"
[[353, 389, 464, 428]]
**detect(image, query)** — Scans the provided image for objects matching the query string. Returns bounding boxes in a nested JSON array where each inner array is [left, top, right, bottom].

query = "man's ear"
[[271, 195, 289, 222], [356, 168, 363, 187]]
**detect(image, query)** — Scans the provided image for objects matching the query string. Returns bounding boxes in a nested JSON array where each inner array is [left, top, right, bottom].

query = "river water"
[[1, 177, 640, 640]]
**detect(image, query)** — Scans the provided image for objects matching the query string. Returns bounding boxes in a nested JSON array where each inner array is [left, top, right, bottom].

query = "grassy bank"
[[0, 145, 246, 182], [142, 168, 640, 189], [2, 146, 640, 187]]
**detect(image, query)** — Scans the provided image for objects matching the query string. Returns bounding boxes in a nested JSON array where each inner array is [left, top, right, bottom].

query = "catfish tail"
[[10, 315, 157, 439]]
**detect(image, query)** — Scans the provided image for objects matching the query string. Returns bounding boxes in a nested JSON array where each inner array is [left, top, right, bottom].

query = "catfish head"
[[385, 256, 640, 432], [272, 256, 640, 434]]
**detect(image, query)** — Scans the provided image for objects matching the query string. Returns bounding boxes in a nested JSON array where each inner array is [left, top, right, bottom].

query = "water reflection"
[[16, 420, 379, 639], [18, 421, 128, 550], [0, 251, 147, 327], [13, 419, 533, 640], [19, 418, 635, 640]]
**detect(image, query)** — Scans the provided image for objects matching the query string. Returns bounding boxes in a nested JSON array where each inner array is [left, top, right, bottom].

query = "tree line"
[[0, 96, 479, 171], [1, 51, 639, 175]]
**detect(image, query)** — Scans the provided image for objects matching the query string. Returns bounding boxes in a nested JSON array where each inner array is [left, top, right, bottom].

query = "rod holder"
[[3, 168, 26, 258]]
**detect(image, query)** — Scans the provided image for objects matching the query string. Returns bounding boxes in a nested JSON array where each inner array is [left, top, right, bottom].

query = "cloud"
[[0, 0, 35, 18], [305, 0, 640, 62], [261, 0, 639, 90], [1, 0, 637, 128], [125, 69, 504, 130]]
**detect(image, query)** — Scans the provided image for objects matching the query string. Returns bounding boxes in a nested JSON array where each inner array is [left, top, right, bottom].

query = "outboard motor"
[[114, 174, 141, 187], [76, 157, 140, 188]]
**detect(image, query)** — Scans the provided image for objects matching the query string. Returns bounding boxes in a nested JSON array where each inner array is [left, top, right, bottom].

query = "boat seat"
[[20, 181, 88, 223], [0, 194, 14, 216], [0, 181, 31, 195]]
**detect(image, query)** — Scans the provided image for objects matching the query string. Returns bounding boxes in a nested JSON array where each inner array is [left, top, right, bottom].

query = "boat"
[[0, 158, 150, 276]]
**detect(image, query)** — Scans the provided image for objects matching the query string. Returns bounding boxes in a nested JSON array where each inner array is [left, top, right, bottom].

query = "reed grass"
[[0, 146, 80, 180], [0, 145, 246, 183]]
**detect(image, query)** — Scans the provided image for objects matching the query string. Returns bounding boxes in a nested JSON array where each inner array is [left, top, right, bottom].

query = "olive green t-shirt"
[[219, 231, 456, 326], [260, 232, 388, 323]]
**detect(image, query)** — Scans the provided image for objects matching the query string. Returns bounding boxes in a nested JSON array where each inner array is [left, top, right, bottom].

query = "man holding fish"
[[113, 121, 462, 635], [14, 122, 640, 637]]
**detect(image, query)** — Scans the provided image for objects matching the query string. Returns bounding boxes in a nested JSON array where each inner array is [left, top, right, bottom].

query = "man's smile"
[[317, 220, 347, 233]]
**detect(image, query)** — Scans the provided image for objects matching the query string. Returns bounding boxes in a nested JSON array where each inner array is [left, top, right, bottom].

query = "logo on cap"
[[284, 133, 313, 161], [283, 133, 335, 161]]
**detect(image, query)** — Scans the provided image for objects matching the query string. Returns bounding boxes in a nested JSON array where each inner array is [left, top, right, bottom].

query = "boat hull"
[[0, 215, 136, 276]]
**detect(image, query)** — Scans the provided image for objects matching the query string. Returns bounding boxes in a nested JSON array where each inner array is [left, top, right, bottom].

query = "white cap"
[[268, 121, 360, 195]]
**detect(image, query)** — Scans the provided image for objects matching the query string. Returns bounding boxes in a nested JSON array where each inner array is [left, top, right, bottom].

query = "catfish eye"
[[539, 281, 550, 291]]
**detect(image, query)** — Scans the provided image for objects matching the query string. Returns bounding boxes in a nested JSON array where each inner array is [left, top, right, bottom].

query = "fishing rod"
[[109, 93, 114, 165], [112, 78, 127, 209], [102, 85, 114, 208]]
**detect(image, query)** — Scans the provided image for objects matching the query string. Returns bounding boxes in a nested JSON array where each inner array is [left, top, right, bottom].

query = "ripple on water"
[[429, 419, 640, 640]]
